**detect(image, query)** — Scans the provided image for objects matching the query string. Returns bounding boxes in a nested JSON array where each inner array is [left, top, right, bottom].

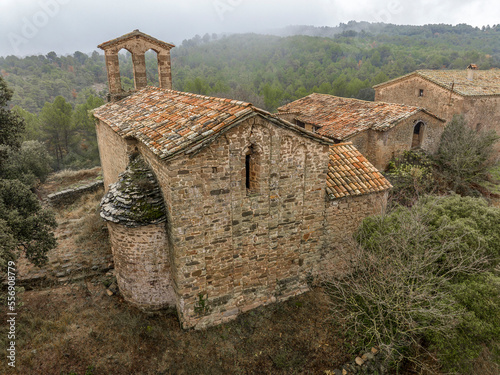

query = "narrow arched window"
[[245, 153, 251, 189], [244, 145, 260, 193]]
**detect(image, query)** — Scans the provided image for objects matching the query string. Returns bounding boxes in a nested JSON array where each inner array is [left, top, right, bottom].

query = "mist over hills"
[[1, 21, 499, 114]]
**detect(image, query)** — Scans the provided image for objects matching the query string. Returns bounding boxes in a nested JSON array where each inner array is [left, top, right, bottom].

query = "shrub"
[[325, 194, 500, 373], [385, 150, 436, 207], [2, 140, 52, 187], [434, 115, 499, 194], [427, 274, 500, 374]]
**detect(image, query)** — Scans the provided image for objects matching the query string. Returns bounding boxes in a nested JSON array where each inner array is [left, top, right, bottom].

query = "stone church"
[[93, 30, 392, 329]]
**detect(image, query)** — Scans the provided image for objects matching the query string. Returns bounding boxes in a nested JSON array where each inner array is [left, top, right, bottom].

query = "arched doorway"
[[412, 121, 424, 149]]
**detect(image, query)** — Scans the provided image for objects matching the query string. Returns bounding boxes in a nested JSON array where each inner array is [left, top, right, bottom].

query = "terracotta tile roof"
[[98, 29, 175, 51], [374, 69, 500, 97], [277, 93, 433, 140], [93, 87, 333, 160], [326, 142, 392, 200]]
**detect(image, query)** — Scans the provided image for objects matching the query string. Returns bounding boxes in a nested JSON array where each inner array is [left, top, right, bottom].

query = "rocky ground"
[[16, 167, 113, 289]]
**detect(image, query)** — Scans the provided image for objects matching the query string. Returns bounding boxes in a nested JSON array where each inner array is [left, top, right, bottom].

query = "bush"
[[428, 274, 500, 374], [0, 179, 57, 266], [2, 140, 52, 187], [385, 150, 436, 207], [325, 194, 500, 373], [434, 115, 499, 194]]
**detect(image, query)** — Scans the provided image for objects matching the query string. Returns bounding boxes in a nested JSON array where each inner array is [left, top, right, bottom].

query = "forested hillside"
[[1, 21, 499, 170]]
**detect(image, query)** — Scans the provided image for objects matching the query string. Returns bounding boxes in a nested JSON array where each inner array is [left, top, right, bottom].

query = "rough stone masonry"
[[94, 31, 392, 329]]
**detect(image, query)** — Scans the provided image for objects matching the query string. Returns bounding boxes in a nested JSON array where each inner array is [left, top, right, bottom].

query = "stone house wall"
[[95, 119, 130, 189], [314, 191, 387, 276], [375, 75, 500, 153], [347, 112, 444, 170], [141, 115, 333, 328], [462, 96, 500, 152], [374, 76, 464, 122]]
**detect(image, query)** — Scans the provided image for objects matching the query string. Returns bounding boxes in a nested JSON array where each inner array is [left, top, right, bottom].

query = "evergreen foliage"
[[434, 115, 499, 193], [0, 76, 57, 267], [326, 194, 500, 373]]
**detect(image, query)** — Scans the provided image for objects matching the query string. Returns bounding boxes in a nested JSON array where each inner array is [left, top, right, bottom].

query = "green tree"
[[0, 76, 57, 267], [12, 105, 42, 141], [0, 179, 56, 266], [434, 115, 499, 193], [70, 94, 104, 168], [1, 140, 52, 188], [0, 77, 25, 170], [39, 95, 73, 169]]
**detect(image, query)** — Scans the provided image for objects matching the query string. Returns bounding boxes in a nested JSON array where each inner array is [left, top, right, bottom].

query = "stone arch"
[[118, 48, 133, 91], [98, 30, 174, 101], [145, 48, 159, 86], [412, 120, 425, 149]]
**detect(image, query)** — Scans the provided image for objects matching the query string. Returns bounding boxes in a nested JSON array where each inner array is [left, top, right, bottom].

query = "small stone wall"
[[47, 181, 104, 207]]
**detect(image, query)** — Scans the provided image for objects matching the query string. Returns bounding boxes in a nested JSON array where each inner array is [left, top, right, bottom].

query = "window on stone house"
[[245, 146, 260, 192], [245, 154, 251, 189], [419, 89, 424, 97], [295, 119, 306, 128]]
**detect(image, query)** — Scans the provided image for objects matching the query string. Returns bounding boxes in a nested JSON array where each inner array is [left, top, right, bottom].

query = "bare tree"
[[324, 195, 496, 372]]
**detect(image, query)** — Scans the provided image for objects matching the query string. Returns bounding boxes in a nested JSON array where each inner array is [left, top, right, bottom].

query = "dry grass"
[[50, 167, 102, 186], [0, 283, 349, 375], [36, 167, 102, 200], [72, 192, 110, 254]]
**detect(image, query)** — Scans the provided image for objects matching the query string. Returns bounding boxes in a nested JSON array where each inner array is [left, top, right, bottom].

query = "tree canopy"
[[0, 76, 57, 268]]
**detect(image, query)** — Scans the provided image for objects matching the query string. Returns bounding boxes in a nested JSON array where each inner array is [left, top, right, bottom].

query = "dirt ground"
[[1, 280, 350, 375]]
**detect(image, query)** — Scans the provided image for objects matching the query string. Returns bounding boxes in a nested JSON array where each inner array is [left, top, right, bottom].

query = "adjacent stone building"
[[374, 66, 500, 150], [94, 31, 392, 329], [277, 94, 445, 170]]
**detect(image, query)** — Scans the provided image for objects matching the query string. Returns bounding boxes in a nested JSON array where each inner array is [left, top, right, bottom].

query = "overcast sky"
[[1, 0, 499, 57]]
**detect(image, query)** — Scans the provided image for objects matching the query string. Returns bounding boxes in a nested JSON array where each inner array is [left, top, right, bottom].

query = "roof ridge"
[[98, 29, 175, 50], [331, 142, 353, 147], [284, 93, 421, 111], [143, 86, 253, 108]]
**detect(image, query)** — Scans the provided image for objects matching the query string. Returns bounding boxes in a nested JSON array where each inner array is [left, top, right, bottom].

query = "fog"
[[0, 0, 498, 56]]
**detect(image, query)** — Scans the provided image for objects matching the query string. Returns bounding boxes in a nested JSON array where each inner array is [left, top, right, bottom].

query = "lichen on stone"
[[100, 154, 167, 227]]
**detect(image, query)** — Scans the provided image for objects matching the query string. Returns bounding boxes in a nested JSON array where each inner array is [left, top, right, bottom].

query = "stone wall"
[[98, 114, 388, 329], [348, 112, 444, 170], [462, 96, 500, 153], [136, 115, 384, 329], [374, 76, 464, 122], [375, 75, 500, 153], [95, 119, 130, 189], [107, 222, 176, 309], [315, 191, 387, 277], [47, 181, 104, 207]]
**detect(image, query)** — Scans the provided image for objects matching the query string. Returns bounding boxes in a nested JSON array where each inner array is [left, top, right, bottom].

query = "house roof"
[[98, 29, 175, 51], [373, 69, 500, 97], [93, 87, 333, 160], [277, 93, 438, 140], [326, 142, 392, 199]]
